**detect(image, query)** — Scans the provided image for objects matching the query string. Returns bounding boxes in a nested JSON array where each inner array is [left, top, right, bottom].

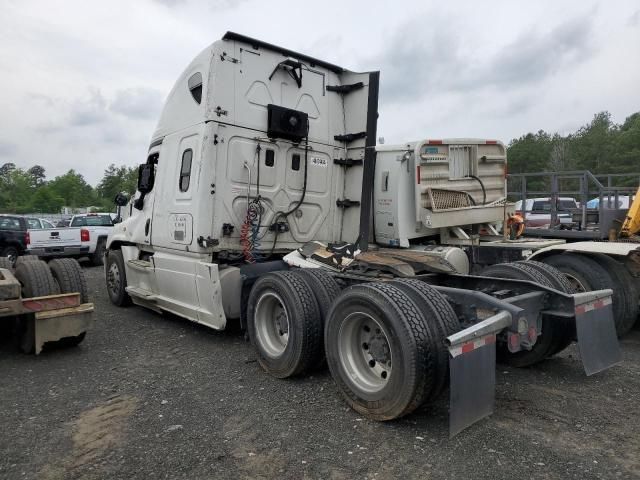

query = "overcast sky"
[[1, 0, 639, 184]]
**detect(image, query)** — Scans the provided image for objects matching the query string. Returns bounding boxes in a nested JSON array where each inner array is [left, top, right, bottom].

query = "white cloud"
[[0, 0, 638, 184], [110, 88, 164, 119]]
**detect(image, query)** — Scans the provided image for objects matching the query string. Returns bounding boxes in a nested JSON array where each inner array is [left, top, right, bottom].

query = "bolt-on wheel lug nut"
[[363, 325, 370, 332], [368, 359, 376, 368], [381, 371, 387, 379], [362, 343, 369, 350]]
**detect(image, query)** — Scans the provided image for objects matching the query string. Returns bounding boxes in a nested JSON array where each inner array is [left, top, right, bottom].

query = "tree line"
[[507, 111, 640, 192], [0, 163, 138, 214]]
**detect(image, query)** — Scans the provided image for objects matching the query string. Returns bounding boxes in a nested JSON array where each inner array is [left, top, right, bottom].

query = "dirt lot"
[[1, 265, 639, 480]]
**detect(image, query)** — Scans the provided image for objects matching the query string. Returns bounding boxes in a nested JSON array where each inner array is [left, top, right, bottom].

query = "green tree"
[[48, 170, 98, 208], [29, 186, 65, 213], [97, 164, 138, 208], [27, 165, 46, 188], [567, 112, 617, 173], [0, 168, 33, 213]]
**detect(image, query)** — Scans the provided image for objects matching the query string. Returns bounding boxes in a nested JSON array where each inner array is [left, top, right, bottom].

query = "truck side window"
[[179, 149, 193, 192], [188, 72, 203, 104], [291, 153, 300, 171], [265, 149, 275, 167]]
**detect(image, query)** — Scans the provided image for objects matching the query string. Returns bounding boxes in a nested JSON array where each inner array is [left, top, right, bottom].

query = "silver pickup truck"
[[27, 213, 113, 265]]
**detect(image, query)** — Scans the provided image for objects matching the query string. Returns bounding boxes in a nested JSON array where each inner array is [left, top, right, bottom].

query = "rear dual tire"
[[246, 271, 323, 378], [247, 271, 458, 420], [325, 281, 457, 421], [542, 253, 638, 337], [481, 261, 574, 367]]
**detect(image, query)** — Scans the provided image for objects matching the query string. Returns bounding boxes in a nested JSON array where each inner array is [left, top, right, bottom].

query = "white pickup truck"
[[27, 213, 113, 265]]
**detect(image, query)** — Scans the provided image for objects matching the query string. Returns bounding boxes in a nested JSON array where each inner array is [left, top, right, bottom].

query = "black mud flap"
[[448, 334, 496, 437], [574, 291, 621, 375]]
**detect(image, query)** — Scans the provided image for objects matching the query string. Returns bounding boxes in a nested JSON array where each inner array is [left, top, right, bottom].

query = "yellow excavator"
[[619, 186, 640, 238]]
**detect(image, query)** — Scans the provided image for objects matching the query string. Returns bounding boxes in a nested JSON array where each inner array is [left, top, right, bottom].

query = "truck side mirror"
[[137, 164, 155, 194], [114, 192, 129, 207]]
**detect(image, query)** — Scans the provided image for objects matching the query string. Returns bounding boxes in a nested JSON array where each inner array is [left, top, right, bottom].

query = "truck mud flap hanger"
[[436, 287, 620, 436]]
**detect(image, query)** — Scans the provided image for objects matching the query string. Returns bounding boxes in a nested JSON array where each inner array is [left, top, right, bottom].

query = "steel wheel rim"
[[5, 248, 17, 264], [107, 262, 121, 295], [254, 291, 289, 358], [338, 312, 393, 394]]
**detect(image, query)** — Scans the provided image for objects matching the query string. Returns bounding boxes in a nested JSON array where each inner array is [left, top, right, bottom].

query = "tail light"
[[80, 228, 90, 242], [25, 231, 30, 245]]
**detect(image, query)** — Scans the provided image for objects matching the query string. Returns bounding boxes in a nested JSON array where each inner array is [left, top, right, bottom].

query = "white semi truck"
[[105, 32, 624, 435]]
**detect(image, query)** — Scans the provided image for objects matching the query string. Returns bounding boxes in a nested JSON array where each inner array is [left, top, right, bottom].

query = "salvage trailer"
[[104, 32, 620, 435], [0, 257, 93, 354]]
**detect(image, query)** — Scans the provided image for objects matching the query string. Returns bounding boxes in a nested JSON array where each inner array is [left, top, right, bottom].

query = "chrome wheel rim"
[[338, 312, 392, 394], [107, 262, 121, 295], [254, 292, 289, 358]]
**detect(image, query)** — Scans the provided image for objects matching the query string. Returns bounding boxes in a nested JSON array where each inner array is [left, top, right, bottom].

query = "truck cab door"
[[128, 150, 159, 246]]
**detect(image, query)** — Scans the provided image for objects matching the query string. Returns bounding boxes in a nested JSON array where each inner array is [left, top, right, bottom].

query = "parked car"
[[25, 217, 56, 229], [586, 195, 634, 210], [0, 215, 29, 262], [27, 213, 114, 265], [514, 197, 578, 227], [55, 218, 71, 228]]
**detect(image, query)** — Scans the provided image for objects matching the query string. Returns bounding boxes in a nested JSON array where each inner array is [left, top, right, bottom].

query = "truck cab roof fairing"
[[221, 31, 345, 74]]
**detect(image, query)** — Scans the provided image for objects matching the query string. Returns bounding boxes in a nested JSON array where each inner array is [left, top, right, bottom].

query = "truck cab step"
[[125, 286, 157, 300], [127, 259, 153, 271]]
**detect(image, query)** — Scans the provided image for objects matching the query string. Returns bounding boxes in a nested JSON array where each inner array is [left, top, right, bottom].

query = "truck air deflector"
[[358, 71, 380, 252], [222, 31, 345, 74]]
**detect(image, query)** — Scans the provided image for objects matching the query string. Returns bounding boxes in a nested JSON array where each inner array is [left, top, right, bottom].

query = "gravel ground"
[[1, 265, 639, 480]]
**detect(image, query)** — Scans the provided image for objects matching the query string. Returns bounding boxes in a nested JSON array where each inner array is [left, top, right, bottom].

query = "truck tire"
[[543, 253, 638, 337], [516, 261, 575, 356], [324, 282, 439, 420], [590, 254, 639, 335], [0, 257, 14, 271], [47, 259, 88, 348], [16, 255, 40, 265], [481, 263, 566, 367], [519, 260, 575, 293], [389, 278, 460, 402], [13, 260, 60, 353], [247, 271, 323, 378], [49, 258, 89, 303], [296, 269, 342, 323], [106, 249, 131, 306], [1, 245, 19, 265], [296, 269, 342, 368], [91, 240, 106, 266]]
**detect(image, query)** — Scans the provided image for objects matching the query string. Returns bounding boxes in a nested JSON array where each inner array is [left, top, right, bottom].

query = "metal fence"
[[507, 171, 640, 237]]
